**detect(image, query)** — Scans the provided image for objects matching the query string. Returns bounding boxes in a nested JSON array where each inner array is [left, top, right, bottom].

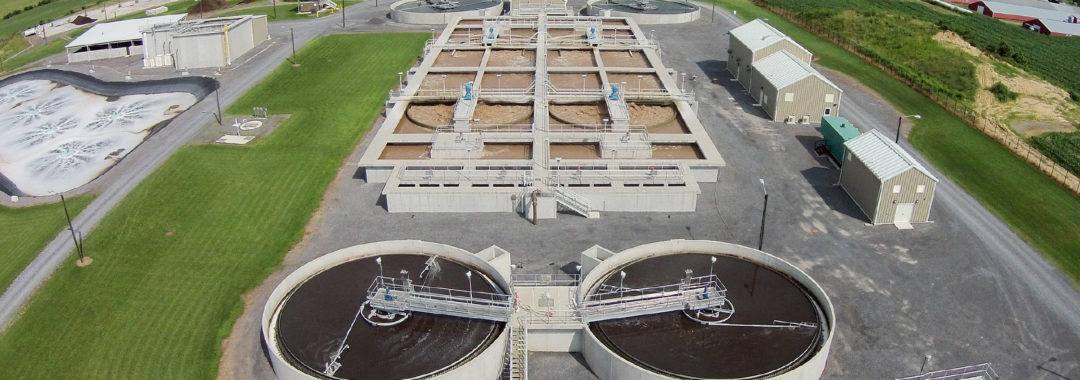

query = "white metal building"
[[65, 15, 186, 63], [727, 19, 812, 91], [142, 15, 269, 70], [839, 130, 938, 228], [749, 50, 843, 123]]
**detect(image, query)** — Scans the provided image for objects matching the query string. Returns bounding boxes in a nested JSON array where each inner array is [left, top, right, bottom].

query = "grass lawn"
[[0, 0, 113, 38], [0, 32, 427, 379], [0, 195, 94, 293], [214, 0, 357, 21], [710, 0, 1080, 283], [1, 37, 71, 73]]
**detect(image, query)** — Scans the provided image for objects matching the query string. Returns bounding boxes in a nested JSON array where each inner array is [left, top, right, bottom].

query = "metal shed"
[[65, 15, 186, 63], [726, 19, 812, 92], [749, 50, 842, 123], [141, 15, 269, 70], [839, 130, 938, 228], [820, 116, 859, 164]]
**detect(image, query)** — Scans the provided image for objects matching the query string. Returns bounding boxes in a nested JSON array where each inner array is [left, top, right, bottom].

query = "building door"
[[894, 203, 914, 229]]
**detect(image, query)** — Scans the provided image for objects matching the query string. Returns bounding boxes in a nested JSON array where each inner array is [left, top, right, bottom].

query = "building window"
[[824, 107, 831, 116], [784, 93, 794, 102], [892, 185, 902, 194], [916, 185, 926, 193], [825, 94, 835, 103]]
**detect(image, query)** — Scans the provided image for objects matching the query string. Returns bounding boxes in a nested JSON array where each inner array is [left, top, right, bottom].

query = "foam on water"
[[0, 80, 197, 196]]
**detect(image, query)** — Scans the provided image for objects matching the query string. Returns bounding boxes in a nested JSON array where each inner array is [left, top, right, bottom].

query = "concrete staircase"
[[550, 185, 599, 218]]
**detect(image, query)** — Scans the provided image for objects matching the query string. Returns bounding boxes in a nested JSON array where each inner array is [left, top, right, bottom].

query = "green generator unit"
[[820, 116, 860, 164]]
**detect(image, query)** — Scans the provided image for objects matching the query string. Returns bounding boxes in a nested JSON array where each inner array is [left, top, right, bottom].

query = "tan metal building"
[[749, 50, 842, 123], [142, 15, 269, 70], [65, 15, 186, 63], [840, 130, 938, 227], [726, 18, 812, 91]]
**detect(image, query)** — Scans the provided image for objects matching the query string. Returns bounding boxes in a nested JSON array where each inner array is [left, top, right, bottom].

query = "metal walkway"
[[365, 276, 514, 322], [577, 275, 729, 323]]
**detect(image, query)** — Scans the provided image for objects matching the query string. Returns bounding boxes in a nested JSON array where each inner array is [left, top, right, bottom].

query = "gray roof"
[[729, 19, 812, 56], [976, 1, 1079, 21], [1033, 18, 1080, 35], [751, 50, 841, 91], [843, 130, 938, 182], [66, 15, 186, 48]]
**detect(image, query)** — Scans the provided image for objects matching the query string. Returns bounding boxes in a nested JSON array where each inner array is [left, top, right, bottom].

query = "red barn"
[[1024, 18, 1080, 36], [969, 1, 1080, 22]]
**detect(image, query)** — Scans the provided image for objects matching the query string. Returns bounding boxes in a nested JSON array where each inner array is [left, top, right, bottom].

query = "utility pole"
[[290, 28, 297, 64], [215, 88, 223, 125], [342, 1, 347, 30], [273, 0, 278, 19], [60, 194, 85, 263]]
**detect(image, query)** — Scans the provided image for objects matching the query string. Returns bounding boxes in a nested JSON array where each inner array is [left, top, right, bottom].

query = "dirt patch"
[[480, 73, 533, 89], [547, 50, 596, 67], [474, 102, 533, 124], [550, 73, 601, 90], [420, 73, 475, 91], [483, 143, 532, 159], [550, 103, 609, 125], [488, 49, 536, 67], [934, 31, 1079, 137], [405, 103, 454, 128], [550, 143, 601, 159], [599, 50, 650, 68], [433, 50, 484, 67]]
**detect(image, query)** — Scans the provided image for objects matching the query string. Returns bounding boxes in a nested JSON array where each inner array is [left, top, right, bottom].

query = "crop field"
[[759, 0, 1080, 101], [0, 195, 94, 293], [0, 33, 428, 379], [1031, 132, 1080, 176]]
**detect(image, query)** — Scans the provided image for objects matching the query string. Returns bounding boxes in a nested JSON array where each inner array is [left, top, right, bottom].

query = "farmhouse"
[[727, 19, 812, 91], [65, 15, 186, 63], [969, 1, 1080, 22], [840, 130, 938, 228], [749, 50, 842, 123], [1024, 18, 1080, 36]]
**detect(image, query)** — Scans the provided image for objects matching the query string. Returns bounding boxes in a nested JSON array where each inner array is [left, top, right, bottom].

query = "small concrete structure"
[[142, 15, 269, 70], [840, 130, 938, 227], [749, 50, 842, 123], [64, 14, 186, 63], [726, 18, 812, 92]]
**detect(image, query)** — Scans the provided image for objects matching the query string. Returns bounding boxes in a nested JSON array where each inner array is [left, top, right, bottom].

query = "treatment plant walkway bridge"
[[365, 274, 730, 323]]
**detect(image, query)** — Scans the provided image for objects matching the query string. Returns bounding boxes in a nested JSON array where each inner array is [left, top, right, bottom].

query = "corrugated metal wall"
[[839, 150, 883, 223], [874, 168, 936, 224], [772, 76, 842, 123]]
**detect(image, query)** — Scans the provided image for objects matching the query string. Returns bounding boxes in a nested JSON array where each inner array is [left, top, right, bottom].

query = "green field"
[[214, 0, 357, 21], [0, 33, 427, 379], [0, 195, 94, 293], [710, 0, 1080, 283], [0, 0, 111, 38]]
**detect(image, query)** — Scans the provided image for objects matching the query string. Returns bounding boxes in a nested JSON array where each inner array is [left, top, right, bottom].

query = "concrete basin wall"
[[390, 0, 504, 25], [578, 239, 835, 380], [262, 240, 511, 380]]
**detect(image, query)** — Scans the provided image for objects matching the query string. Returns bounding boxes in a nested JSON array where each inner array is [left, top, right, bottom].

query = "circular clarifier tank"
[[580, 240, 834, 380], [262, 241, 509, 380], [585, 0, 700, 24], [390, 0, 503, 25]]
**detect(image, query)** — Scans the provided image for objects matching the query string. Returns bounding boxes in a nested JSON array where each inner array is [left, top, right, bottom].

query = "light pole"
[[581, 74, 587, 91], [398, 72, 404, 92], [273, 0, 277, 19], [758, 178, 767, 251], [920, 354, 933, 374], [896, 114, 921, 143], [441, 74, 447, 93], [555, 157, 562, 185], [497, 73, 502, 90], [465, 271, 473, 300], [709, 256, 717, 277], [637, 74, 643, 91], [375, 256, 383, 278], [59, 193, 84, 263], [681, 72, 687, 91], [619, 271, 627, 297]]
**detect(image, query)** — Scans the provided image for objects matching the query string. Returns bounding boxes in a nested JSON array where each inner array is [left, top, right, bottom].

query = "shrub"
[[989, 82, 1019, 102]]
